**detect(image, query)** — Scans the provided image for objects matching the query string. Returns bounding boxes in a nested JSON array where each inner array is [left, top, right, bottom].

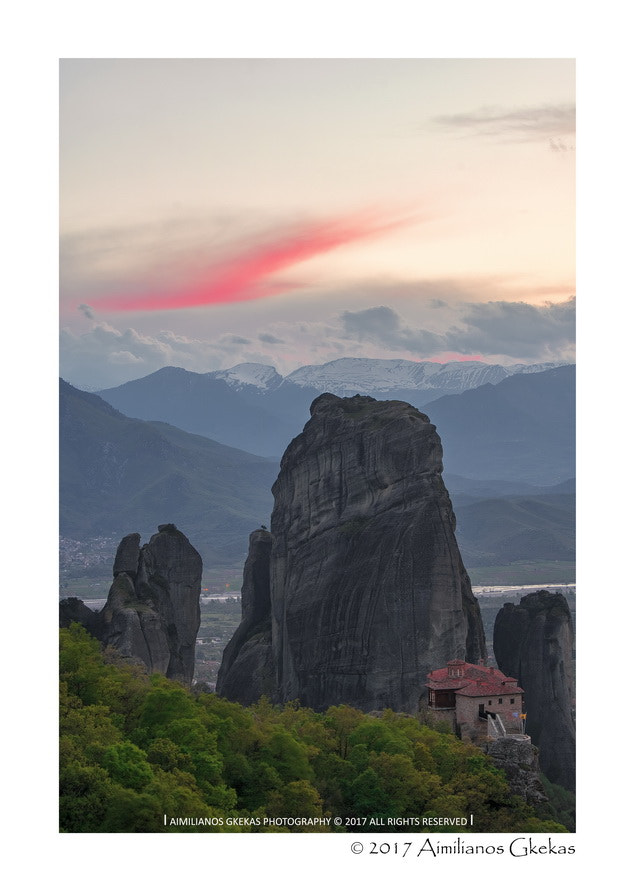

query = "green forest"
[[60, 624, 568, 834]]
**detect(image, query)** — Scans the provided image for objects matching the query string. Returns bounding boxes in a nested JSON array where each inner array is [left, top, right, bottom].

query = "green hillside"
[[60, 624, 567, 834]]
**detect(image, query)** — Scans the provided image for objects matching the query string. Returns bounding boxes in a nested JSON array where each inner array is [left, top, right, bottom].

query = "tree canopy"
[[60, 624, 567, 833]]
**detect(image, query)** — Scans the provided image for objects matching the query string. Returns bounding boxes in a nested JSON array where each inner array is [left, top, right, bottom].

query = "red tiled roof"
[[426, 678, 472, 691], [426, 660, 523, 697]]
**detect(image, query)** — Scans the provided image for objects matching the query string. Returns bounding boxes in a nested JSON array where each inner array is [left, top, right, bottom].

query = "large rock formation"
[[493, 590, 575, 791], [218, 393, 486, 711], [60, 524, 202, 684]]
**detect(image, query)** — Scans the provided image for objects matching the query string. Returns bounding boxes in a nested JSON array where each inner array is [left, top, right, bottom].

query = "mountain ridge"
[[98, 355, 567, 397], [421, 365, 575, 485], [96, 359, 574, 475]]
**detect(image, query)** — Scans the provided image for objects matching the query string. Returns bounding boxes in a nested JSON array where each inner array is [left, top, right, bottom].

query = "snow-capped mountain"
[[207, 363, 284, 391], [209, 357, 568, 397], [96, 361, 574, 479], [285, 358, 506, 394]]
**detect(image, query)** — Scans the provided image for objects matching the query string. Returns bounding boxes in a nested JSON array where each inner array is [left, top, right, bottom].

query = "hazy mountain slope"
[[98, 367, 314, 457], [454, 493, 575, 567], [422, 365, 575, 485], [445, 475, 576, 507], [60, 380, 277, 565]]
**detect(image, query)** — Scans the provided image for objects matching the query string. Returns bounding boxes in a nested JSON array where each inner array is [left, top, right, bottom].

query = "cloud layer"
[[60, 296, 575, 390], [340, 298, 575, 360]]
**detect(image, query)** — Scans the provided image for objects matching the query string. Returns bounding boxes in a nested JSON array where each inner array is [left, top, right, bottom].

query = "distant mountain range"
[[60, 380, 277, 566], [210, 356, 564, 395], [97, 359, 574, 486], [62, 367, 575, 571]]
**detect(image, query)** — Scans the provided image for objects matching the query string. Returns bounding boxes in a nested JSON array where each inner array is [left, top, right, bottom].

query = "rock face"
[[494, 590, 575, 791], [218, 393, 486, 711], [59, 596, 102, 637], [215, 529, 275, 703], [60, 524, 202, 684], [113, 533, 143, 577], [481, 737, 547, 808]]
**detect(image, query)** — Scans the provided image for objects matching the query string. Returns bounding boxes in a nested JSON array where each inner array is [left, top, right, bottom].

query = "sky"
[[60, 58, 575, 389]]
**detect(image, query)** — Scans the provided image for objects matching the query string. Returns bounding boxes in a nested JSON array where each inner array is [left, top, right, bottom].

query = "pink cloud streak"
[[93, 210, 414, 314]]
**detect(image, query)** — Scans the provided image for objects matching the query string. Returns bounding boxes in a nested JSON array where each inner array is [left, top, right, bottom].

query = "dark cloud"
[[339, 298, 575, 362], [341, 306, 445, 354], [450, 297, 575, 355], [258, 333, 285, 344], [432, 103, 575, 141], [341, 306, 400, 335], [78, 304, 94, 319]]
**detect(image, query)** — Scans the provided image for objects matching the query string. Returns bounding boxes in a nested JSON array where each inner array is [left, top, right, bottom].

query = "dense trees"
[[60, 624, 567, 833]]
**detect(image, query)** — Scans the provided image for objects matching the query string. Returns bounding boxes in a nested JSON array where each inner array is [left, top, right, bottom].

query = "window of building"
[[510, 698, 515, 704], [488, 700, 492, 705], [498, 698, 503, 704]]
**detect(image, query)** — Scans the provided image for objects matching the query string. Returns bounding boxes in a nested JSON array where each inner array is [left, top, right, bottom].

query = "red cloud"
[[93, 210, 413, 314]]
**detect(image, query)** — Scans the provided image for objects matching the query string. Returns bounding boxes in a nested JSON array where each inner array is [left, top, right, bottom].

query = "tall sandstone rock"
[[494, 590, 575, 791], [218, 393, 486, 711], [60, 524, 202, 684]]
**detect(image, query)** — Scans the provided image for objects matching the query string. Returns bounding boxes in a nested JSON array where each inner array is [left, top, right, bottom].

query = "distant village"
[[59, 536, 119, 574]]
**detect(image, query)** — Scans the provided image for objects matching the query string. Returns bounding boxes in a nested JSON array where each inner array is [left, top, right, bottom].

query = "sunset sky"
[[60, 58, 575, 389]]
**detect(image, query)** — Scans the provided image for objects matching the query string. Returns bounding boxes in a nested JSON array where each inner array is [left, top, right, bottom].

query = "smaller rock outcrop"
[[112, 533, 142, 578], [494, 590, 575, 791], [60, 524, 202, 684], [216, 529, 275, 702], [481, 737, 547, 808], [59, 597, 102, 637]]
